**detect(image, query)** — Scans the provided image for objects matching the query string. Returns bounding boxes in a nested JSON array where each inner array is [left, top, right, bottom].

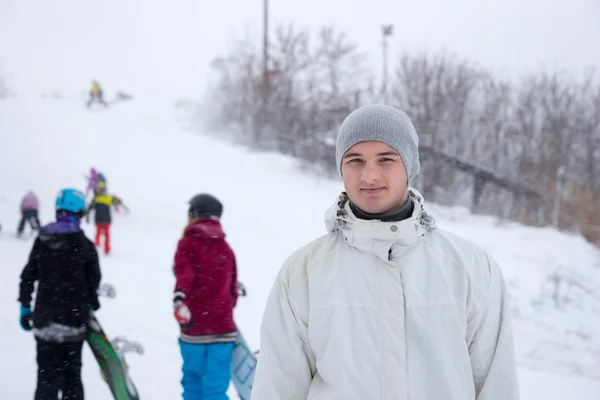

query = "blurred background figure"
[[86, 181, 127, 255], [85, 167, 107, 199], [17, 190, 40, 237], [87, 80, 108, 108]]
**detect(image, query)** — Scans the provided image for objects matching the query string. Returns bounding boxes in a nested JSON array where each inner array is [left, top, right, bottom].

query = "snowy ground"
[[0, 97, 599, 399]]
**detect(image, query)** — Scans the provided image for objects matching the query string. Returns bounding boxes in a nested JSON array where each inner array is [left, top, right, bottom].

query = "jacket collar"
[[185, 217, 225, 240], [324, 188, 436, 262]]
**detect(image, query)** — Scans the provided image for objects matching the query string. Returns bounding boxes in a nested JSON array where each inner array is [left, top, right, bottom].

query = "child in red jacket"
[[172, 194, 238, 400]]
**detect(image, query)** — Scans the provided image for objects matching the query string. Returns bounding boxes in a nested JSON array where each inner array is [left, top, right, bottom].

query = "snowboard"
[[89, 283, 144, 400], [231, 283, 258, 400], [230, 328, 257, 400]]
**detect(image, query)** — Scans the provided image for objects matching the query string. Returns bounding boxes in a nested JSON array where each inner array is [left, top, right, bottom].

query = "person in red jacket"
[[172, 193, 238, 400]]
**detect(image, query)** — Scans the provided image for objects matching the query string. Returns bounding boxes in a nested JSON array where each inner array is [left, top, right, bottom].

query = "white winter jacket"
[[251, 190, 519, 400]]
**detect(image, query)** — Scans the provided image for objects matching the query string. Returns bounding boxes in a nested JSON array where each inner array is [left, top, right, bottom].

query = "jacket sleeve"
[[86, 198, 96, 216], [18, 238, 41, 307], [231, 256, 239, 308], [250, 272, 315, 400], [467, 253, 520, 400], [85, 240, 102, 311], [85, 177, 92, 195], [173, 237, 195, 302]]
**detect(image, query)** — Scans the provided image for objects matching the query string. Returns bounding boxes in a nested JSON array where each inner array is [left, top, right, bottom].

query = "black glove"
[[91, 298, 100, 311], [237, 282, 247, 297]]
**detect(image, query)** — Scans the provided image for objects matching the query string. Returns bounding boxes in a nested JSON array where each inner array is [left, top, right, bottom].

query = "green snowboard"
[[86, 310, 142, 400]]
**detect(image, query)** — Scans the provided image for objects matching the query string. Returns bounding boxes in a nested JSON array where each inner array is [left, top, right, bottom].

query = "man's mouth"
[[360, 187, 385, 194]]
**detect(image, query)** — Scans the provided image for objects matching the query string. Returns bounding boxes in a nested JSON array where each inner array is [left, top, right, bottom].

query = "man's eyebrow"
[[343, 151, 400, 159], [343, 152, 362, 158]]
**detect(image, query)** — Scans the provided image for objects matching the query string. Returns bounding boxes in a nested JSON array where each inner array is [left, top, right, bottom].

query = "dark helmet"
[[188, 194, 222, 219]]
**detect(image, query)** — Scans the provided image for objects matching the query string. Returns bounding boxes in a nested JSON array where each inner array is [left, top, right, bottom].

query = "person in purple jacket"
[[17, 191, 41, 237], [85, 167, 107, 198], [85, 168, 99, 197]]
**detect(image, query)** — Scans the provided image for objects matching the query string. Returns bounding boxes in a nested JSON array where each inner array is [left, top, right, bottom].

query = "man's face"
[[341, 141, 409, 214]]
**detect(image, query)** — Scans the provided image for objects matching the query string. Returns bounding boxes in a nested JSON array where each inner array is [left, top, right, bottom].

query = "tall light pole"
[[381, 24, 394, 104]]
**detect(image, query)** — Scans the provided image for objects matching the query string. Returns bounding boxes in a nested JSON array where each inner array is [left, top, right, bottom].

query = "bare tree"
[[207, 28, 600, 245], [392, 52, 483, 203], [208, 23, 372, 174]]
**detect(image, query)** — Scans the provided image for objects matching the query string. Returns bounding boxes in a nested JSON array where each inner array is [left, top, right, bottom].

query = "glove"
[[20, 305, 32, 331], [173, 301, 192, 327], [91, 298, 101, 311], [237, 282, 247, 297]]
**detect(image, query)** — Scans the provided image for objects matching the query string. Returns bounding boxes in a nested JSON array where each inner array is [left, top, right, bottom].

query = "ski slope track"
[[1, 97, 599, 399]]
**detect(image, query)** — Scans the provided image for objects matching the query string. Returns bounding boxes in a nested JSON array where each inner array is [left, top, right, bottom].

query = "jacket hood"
[[185, 218, 226, 240], [38, 220, 83, 251], [324, 188, 436, 261]]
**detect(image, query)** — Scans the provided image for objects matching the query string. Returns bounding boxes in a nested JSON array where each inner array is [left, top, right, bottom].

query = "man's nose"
[[360, 163, 380, 183]]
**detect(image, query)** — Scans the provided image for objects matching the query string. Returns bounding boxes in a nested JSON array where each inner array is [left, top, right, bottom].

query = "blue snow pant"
[[179, 340, 235, 400]]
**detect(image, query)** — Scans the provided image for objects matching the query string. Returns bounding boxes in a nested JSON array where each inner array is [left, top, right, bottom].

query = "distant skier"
[[84, 167, 107, 197], [87, 80, 108, 108], [18, 188, 101, 399], [86, 181, 126, 255], [172, 194, 239, 400], [17, 190, 41, 237]]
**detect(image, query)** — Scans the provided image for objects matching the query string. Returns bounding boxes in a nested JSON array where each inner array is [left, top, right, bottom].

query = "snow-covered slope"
[[0, 97, 599, 399]]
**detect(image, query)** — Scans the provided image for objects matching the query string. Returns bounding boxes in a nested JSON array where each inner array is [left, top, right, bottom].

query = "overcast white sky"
[[1, 0, 599, 100]]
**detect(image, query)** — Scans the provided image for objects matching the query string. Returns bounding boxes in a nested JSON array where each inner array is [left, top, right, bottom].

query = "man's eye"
[[381, 158, 395, 162], [348, 159, 363, 163]]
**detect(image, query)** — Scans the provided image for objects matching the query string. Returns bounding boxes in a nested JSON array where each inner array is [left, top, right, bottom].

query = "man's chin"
[[356, 200, 390, 215]]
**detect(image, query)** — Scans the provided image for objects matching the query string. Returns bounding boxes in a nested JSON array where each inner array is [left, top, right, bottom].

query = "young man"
[[86, 182, 124, 255], [251, 104, 519, 400], [18, 188, 101, 399], [17, 190, 41, 237], [172, 194, 239, 400]]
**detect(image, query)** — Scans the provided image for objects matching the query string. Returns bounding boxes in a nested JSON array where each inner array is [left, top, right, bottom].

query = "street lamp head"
[[382, 25, 394, 36]]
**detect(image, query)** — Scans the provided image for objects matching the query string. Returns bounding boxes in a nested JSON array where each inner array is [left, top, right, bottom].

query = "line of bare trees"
[[207, 24, 600, 245]]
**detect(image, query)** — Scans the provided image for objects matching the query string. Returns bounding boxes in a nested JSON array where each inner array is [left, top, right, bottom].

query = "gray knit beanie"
[[336, 104, 420, 182]]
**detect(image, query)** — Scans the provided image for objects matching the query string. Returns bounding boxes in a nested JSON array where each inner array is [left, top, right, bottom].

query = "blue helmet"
[[55, 188, 86, 214]]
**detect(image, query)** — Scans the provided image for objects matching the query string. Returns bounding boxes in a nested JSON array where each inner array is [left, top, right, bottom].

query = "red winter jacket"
[[173, 218, 238, 336]]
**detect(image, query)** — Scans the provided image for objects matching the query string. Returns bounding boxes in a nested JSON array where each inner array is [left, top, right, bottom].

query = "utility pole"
[[263, 0, 269, 84], [255, 0, 269, 146], [381, 24, 394, 104]]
